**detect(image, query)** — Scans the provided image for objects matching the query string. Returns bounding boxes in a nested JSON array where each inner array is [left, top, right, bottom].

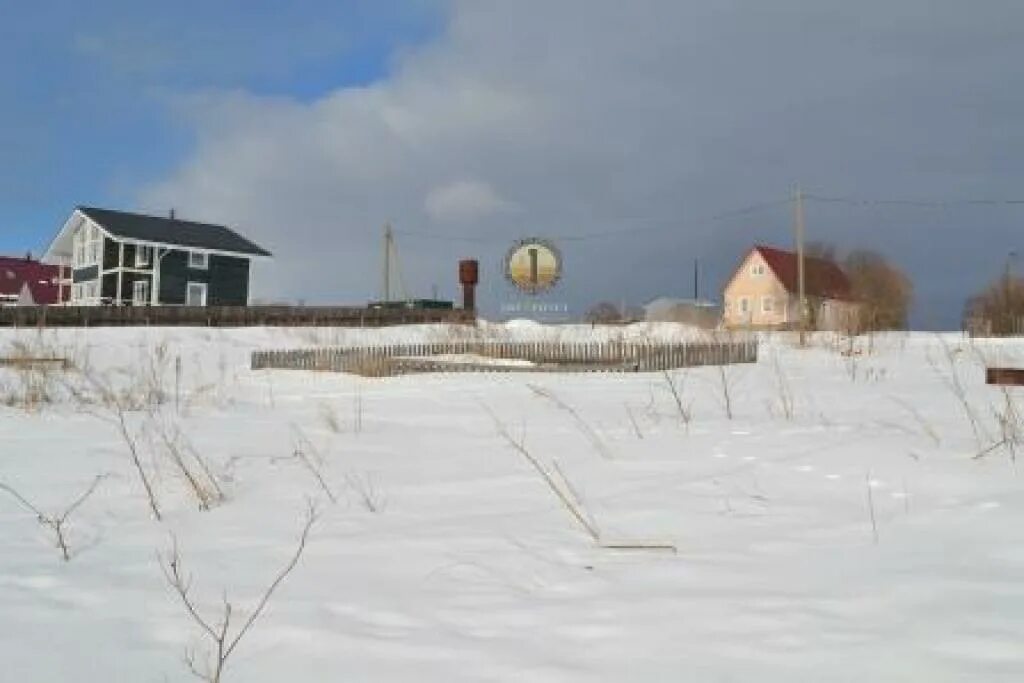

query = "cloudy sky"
[[4, 0, 1024, 326]]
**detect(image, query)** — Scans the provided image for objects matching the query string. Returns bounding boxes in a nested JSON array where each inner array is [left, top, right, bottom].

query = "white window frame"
[[750, 263, 765, 277], [135, 245, 152, 267], [73, 224, 103, 268], [739, 297, 750, 314], [133, 279, 149, 305], [186, 281, 208, 307], [762, 296, 773, 313], [73, 280, 99, 304], [189, 251, 209, 270]]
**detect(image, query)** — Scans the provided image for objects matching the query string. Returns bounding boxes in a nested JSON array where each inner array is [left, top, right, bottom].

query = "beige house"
[[722, 245, 859, 331]]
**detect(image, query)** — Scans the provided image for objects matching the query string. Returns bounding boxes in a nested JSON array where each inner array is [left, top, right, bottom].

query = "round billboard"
[[504, 238, 562, 295]]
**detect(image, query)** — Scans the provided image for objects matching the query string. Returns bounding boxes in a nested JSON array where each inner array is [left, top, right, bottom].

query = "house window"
[[74, 224, 102, 266], [189, 251, 209, 269], [133, 280, 149, 305], [739, 297, 750, 314], [762, 296, 773, 313], [89, 226, 103, 264], [136, 245, 152, 267], [73, 224, 103, 267], [186, 282, 208, 307], [74, 280, 98, 303], [750, 263, 765, 277]]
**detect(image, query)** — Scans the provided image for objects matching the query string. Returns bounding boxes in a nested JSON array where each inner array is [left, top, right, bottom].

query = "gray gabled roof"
[[77, 206, 272, 257]]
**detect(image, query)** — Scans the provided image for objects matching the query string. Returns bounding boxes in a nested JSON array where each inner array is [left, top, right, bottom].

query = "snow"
[[1, 324, 1023, 681]]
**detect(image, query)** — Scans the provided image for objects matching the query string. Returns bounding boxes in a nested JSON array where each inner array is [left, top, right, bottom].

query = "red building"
[[0, 254, 68, 306]]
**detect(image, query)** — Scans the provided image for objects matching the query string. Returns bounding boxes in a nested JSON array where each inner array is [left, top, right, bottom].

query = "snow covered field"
[[1, 323, 1023, 681]]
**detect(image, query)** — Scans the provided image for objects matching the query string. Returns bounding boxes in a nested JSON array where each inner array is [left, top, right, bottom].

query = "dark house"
[[42, 207, 271, 306], [0, 254, 66, 306]]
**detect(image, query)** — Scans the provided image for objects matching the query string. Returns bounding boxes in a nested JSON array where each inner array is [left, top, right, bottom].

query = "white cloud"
[[140, 0, 1024, 321], [424, 179, 515, 224]]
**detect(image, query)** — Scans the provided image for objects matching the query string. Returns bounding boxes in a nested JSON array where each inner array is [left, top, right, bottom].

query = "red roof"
[[0, 256, 65, 305], [753, 245, 853, 300]]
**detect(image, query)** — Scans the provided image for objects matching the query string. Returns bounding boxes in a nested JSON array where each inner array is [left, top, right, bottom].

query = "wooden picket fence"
[[251, 339, 758, 377]]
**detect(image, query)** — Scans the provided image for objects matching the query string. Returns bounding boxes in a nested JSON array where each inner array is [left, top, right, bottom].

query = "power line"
[[388, 190, 1024, 246], [806, 193, 1024, 208], [391, 198, 791, 244]]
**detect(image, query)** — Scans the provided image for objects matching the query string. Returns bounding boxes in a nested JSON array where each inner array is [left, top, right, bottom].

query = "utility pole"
[[382, 223, 392, 302], [794, 184, 807, 346], [693, 258, 699, 300]]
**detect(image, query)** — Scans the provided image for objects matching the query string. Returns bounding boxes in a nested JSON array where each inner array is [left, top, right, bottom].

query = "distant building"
[[722, 245, 858, 331], [643, 297, 720, 328], [0, 254, 66, 306], [42, 207, 271, 306]]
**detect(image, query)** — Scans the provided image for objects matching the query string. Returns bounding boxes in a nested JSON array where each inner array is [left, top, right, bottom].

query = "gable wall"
[[722, 250, 792, 328]]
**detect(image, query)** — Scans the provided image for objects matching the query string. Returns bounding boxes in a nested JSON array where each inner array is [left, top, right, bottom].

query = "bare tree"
[[159, 503, 318, 683], [965, 273, 1024, 337], [584, 301, 624, 324], [843, 249, 913, 332], [0, 474, 107, 560]]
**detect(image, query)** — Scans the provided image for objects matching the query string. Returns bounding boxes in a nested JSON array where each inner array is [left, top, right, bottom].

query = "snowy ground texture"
[[1, 322, 1023, 682]]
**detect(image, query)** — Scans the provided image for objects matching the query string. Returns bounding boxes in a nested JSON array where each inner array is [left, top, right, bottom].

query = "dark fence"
[[0, 306, 475, 328], [252, 339, 758, 377]]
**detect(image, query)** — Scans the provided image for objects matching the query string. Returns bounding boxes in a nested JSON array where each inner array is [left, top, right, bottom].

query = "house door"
[[186, 282, 208, 307]]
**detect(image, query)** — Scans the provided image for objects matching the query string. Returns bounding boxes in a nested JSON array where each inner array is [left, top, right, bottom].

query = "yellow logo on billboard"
[[505, 239, 562, 295]]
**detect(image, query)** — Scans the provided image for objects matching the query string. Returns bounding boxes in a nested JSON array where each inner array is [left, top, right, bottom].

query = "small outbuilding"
[[643, 297, 720, 328]]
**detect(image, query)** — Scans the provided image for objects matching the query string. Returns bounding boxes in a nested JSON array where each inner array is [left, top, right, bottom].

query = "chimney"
[[24, 251, 32, 262]]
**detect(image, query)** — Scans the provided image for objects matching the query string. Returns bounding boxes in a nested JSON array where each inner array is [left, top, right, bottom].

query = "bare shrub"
[[716, 364, 735, 420], [153, 419, 226, 511], [0, 474, 107, 560], [159, 503, 317, 683], [484, 405, 675, 552], [769, 351, 795, 420], [286, 427, 337, 503], [484, 405, 600, 543], [68, 371, 163, 521], [352, 384, 364, 434], [661, 370, 692, 428], [344, 472, 384, 512], [526, 384, 613, 460], [889, 396, 940, 447], [865, 471, 879, 545], [928, 338, 990, 449], [318, 402, 341, 434], [975, 386, 1023, 462], [624, 403, 643, 439]]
